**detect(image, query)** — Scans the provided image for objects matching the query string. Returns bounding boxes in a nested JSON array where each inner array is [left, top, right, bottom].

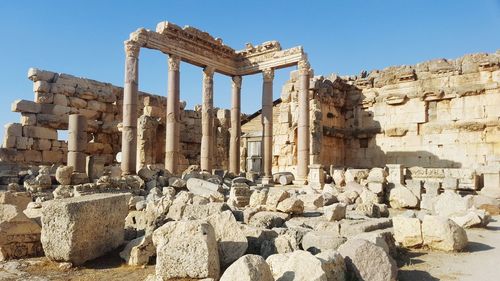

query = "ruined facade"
[[241, 51, 500, 187]]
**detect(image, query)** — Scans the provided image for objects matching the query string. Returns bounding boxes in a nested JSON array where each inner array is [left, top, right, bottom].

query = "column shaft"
[[229, 76, 242, 175], [262, 69, 274, 181], [200, 67, 214, 172], [165, 55, 181, 174], [121, 41, 140, 175], [68, 114, 87, 173], [297, 61, 311, 182]]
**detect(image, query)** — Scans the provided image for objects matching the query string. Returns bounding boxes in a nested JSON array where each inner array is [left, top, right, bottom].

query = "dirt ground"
[[398, 215, 500, 281], [1, 216, 499, 281]]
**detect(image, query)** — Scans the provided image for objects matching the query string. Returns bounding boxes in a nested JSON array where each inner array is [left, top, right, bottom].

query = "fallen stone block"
[[266, 250, 328, 281], [186, 177, 222, 197], [228, 184, 251, 208], [0, 191, 31, 210], [266, 189, 290, 209], [324, 203, 346, 221], [389, 185, 419, 209], [434, 190, 473, 217], [206, 210, 248, 269], [316, 249, 346, 281], [422, 215, 468, 251], [55, 166, 73, 185], [340, 218, 392, 237], [0, 204, 43, 261], [392, 216, 423, 247], [249, 189, 268, 207], [249, 211, 290, 229], [302, 231, 347, 254], [152, 220, 220, 280], [451, 209, 490, 228], [220, 254, 274, 281], [277, 197, 304, 214], [338, 239, 398, 281], [350, 229, 397, 257], [41, 193, 129, 265], [119, 234, 155, 266]]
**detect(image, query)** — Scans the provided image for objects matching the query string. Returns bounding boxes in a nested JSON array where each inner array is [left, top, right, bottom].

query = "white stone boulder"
[[316, 250, 346, 281], [41, 193, 129, 265], [277, 197, 304, 214], [220, 254, 274, 281], [266, 189, 290, 209], [249, 211, 290, 229], [186, 177, 222, 197], [55, 166, 73, 185], [389, 186, 419, 209], [338, 239, 397, 281], [119, 234, 155, 266], [422, 215, 468, 251], [302, 231, 347, 254], [433, 190, 473, 217], [266, 250, 328, 281], [451, 209, 490, 228], [249, 189, 268, 207], [324, 203, 346, 221], [206, 210, 248, 269], [392, 216, 423, 247], [152, 220, 220, 280]]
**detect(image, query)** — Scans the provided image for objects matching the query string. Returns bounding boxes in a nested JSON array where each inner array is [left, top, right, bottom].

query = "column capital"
[[168, 55, 181, 71], [124, 40, 141, 58], [298, 60, 311, 75], [203, 66, 215, 77], [232, 75, 242, 88], [262, 68, 274, 82]]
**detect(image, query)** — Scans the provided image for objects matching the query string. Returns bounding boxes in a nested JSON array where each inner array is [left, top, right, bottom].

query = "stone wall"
[[343, 51, 500, 169], [0, 68, 231, 171]]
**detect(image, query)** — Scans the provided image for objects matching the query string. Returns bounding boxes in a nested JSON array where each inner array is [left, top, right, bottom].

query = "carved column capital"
[[232, 75, 242, 89], [124, 40, 141, 58], [203, 66, 215, 77], [168, 55, 181, 71], [298, 60, 311, 75], [262, 68, 274, 82]]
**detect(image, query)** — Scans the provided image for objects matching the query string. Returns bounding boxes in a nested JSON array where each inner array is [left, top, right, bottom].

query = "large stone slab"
[[152, 220, 220, 280], [266, 250, 328, 281], [41, 193, 129, 265], [186, 177, 222, 196], [422, 215, 468, 251], [392, 216, 423, 247]]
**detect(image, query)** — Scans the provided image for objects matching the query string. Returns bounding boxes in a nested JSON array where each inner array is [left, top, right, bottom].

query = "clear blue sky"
[[0, 0, 499, 141]]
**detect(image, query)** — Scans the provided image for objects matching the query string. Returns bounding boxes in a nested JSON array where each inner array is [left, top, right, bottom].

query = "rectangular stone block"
[[3, 135, 16, 148], [442, 177, 458, 190], [405, 179, 422, 199], [42, 150, 63, 163], [35, 92, 54, 104], [4, 123, 23, 137], [40, 104, 72, 116], [11, 100, 41, 113], [23, 150, 42, 163], [424, 181, 440, 196], [22, 126, 57, 140], [20, 113, 37, 126], [41, 193, 129, 265]]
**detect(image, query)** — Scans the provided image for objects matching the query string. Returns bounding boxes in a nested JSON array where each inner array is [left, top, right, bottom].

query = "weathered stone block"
[[41, 193, 129, 265], [11, 100, 41, 113], [152, 220, 220, 280], [22, 126, 57, 140]]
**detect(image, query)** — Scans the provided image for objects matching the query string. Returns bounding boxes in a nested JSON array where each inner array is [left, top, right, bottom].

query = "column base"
[[260, 176, 273, 185], [293, 178, 308, 186]]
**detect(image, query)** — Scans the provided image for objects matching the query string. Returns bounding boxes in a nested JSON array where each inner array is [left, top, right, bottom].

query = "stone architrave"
[[229, 76, 242, 175], [296, 60, 311, 184], [201, 67, 215, 172], [121, 40, 140, 175], [261, 68, 274, 184], [165, 55, 181, 175], [67, 114, 87, 173]]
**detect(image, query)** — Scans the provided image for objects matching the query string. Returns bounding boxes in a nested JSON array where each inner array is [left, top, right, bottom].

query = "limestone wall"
[[0, 68, 230, 171], [343, 51, 500, 170]]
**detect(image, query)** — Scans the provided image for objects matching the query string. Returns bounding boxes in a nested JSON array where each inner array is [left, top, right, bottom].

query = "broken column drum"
[[67, 114, 87, 173]]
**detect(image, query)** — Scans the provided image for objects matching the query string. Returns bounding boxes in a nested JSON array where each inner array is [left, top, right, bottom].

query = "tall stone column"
[[121, 40, 140, 175], [68, 114, 87, 173], [261, 68, 274, 184], [200, 67, 214, 172], [165, 55, 181, 174], [229, 76, 242, 175], [296, 60, 311, 184]]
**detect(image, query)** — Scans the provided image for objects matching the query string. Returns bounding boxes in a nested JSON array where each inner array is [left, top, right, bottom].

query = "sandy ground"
[[399, 215, 500, 281], [2, 216, 500, 281]]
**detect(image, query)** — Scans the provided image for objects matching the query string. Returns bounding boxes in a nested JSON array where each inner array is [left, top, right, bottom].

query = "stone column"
[[229, 75, 242, 175], [165, 55, 181, 174], [68, 114, 87, 173], [121, 40, 140, 175], [296, 60, 311, 184], [200, 67, 214, 172], [261, 68, 274, 184]]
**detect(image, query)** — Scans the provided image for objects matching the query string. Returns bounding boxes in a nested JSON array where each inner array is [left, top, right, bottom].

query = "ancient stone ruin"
[[0, 20, 499, 280]]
